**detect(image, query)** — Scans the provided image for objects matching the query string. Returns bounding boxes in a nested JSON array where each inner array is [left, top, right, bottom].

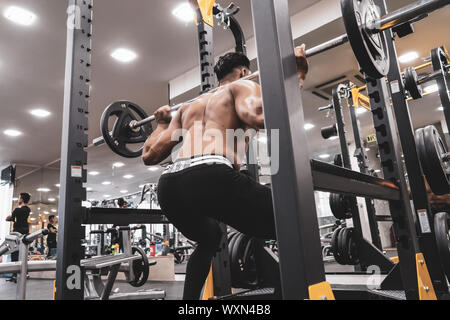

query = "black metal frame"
[[56, 0, 93, 300]]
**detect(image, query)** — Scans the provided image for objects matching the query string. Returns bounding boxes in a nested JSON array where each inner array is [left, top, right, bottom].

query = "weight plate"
[[331, 228, 346, 265], [230, 233, 246, 288], [434, 212, 450, 281], [329, 193, 353, 220], [415, 128, 430, 178], [100, 101, 153, 158], [345, 228, 360, 265], [129, 246, 150, 287], [341, 0, 390, 79], [338, 227, 350, 265], [423, 126, 450, 195], [228, 232, 241, 266], [241, 238, 259, 289], [404, 67, 423, 100]]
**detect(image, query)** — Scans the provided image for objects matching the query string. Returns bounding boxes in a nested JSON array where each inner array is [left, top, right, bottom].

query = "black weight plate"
[[100, 101, 153, 158], [230, 233, 247, 288], [228, 232, 241, 264], [404, 67, 423, 100], [341, 0, 390, 79], [423, 126, 450, 195], [434, 212, 450, 281], [345, 228, 360, 265], [329, 194, 353, 220], [228, 231, 238, 243], [415, 128, 430, 178], [331, 228, 346, 265], [338, 227, 350, 265], [129, 246, 149, 287], [241, 238, 259, 289]]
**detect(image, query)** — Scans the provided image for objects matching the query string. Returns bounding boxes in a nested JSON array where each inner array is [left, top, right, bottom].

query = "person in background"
[[117, 198, 128, 208], [46, 215, 58, 257], [5, 193, 31, 282]]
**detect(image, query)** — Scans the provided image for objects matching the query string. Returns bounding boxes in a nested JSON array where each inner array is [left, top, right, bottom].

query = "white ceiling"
[[1, 0, 450, 205]]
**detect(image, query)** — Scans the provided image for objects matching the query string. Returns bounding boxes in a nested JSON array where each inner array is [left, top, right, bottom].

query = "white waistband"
[[162, 155, 233, 175]]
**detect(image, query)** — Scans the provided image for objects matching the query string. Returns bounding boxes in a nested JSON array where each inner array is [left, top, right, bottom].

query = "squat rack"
[[56, 0, 448, 299]]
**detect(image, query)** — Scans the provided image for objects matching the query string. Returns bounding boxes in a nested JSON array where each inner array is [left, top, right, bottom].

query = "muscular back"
[[143, 80, 264, 168]]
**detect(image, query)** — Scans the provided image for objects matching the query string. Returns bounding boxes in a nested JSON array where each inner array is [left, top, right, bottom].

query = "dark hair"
[[49, 215, 56, 222], [117, 198, 126, 207], [20, 193, 31, 204], [214, 52, 250, 81]]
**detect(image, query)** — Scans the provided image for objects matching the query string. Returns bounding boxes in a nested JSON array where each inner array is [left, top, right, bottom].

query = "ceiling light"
[[51, 209, 57, 213], [398, 51, 419, 64], [172, 3, 195, 22], [319, 154, 331, 159], [55, 184, 60, 188], [437, 106, 444, 111], [37, 188, 51, 192], [89, 171, 100, 176], [102, 181, 112, 185], [111, 48, 137, 63], [4, 6, 36, 26], [4, 129, 23, 137], [148, 167, 159, 172], [103, 195, 111, 198], [374, 169, 381, 173], [424, 84, 439, 94], [86, 187, 93, 192], [30, 109, 51, 118], [120, 190, 128, 194], [123, 175, 134, 179], [113, 162, 125, 168], [30, 218, 36, 221], [12, 197, 18, 201], [304, 123, 315, 131], [48, 198, 56, 202], [44, 211, 49, 214]]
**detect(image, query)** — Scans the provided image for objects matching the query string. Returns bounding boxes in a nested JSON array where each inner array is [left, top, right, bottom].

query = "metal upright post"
[[56, 0, 93, 300], [385, 38, 449, 296], [367, 0, 421, 300], [16, 242, 28, 300], [251, 0, 327, 299], [347, 96, 383, 250]]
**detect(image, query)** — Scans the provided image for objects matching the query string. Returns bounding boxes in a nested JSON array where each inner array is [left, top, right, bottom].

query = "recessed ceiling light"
[[4, 129, 23, 137], [319, 154, 331, 159], [30, 217, 36, 221], [113, 162, 125, 168], [424, 84, 439, 94], [44, 211, 49, 214], [103, 195, 111, 198], [102, 181, 112, 185], [4, 6, 36, 26], [89, 171, 100, 176], [398, 51, 419, 64], [111, 48, 137, 63], [123, 174, 134, 179], [375, 169, 382, 173], [55, 184, 60, 188], [51, 209, 57, 213], [304, 123, 315, 131], [437, 106, 444, 111], [37, 188, 51, 192], [48, 198, 56, 202], [86, 187, 93, 192], [30, 109, 51, 118], [120, 190, 128, 194], [12, 197, 18, 201], [172, 3, 195, 22], [148, 167, 159, 172]]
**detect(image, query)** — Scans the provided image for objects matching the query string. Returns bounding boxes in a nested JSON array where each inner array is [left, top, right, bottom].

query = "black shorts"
[[157, 161, 276, 242]]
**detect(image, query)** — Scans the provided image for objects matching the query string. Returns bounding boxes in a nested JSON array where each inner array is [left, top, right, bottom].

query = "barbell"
[[95, 0, 450, 158]]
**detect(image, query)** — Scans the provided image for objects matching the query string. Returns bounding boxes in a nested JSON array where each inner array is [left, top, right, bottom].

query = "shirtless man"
[[142, 47, 308, 300]]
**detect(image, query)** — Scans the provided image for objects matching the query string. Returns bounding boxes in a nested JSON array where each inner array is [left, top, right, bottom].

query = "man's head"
[[49, 215, 56, 223], [19, 193, 31, 205], [117, 198, 127, 208], [214, 52, 251, 84]]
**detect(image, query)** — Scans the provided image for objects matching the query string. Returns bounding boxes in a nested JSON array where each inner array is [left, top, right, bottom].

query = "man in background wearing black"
[[46, 215, 58, 257], [5, 193, 31, 282]]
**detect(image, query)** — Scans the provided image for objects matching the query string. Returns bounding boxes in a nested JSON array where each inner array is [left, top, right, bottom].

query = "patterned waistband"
[[162, 155, 233, 175]]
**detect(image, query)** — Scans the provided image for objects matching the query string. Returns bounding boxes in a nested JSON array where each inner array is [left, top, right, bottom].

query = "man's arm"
[[232, 81, 265, 130], [295, 44, 309, 88], [142, 106, 183, 166]]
